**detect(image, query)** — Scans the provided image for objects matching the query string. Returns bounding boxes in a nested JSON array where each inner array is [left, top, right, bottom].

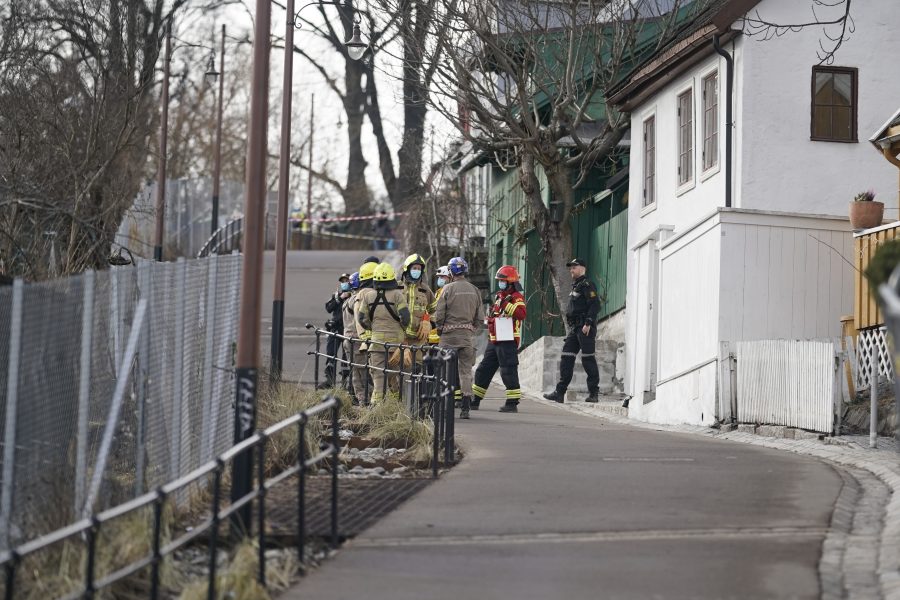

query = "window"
[[811, 66, 857, 142], [702, 72, 718, 172], [677, 89, 693, 186], [642, 116, 655, 208]]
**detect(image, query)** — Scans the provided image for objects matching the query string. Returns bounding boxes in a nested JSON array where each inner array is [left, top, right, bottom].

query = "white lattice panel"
[[856, 327, 894, 389]]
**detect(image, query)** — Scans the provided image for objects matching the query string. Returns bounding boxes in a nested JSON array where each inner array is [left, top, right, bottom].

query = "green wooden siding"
[[570, 191, 627, 320], [485, 166, 628, 348]]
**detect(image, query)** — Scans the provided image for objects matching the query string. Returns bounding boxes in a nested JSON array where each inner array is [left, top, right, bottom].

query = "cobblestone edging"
[[530, 395, 900, 600]]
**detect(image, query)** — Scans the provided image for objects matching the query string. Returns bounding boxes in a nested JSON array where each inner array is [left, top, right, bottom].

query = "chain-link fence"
[[0, 253, 242, 549]]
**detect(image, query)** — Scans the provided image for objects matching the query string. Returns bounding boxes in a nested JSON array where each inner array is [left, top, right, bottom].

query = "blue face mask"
[[340, 282, 350, 292], [498, 281, 508, 291], [436, 277, 447, 288], [409, 269, 422, 280]]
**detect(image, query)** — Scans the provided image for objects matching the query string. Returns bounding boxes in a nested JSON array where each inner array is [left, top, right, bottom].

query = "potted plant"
[[849, 189, 883, 230]]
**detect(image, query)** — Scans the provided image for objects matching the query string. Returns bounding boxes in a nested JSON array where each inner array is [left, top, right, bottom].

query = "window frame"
[[676, 85, 695, 192], [810, 66, 858, 143], [641, 114, 657, 212], [701, 70, 719, 175]]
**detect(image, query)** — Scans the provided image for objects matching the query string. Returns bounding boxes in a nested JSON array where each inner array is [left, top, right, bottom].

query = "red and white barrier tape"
[[288, 212, 406, 224]]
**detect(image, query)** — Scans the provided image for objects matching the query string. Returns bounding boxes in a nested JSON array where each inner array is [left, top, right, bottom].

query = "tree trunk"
[[520, 151, 574, 334], [343, 59, 372, 220]]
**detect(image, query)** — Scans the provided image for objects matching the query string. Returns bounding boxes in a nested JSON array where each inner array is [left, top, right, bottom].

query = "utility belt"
[[566, 314, 588, 326], [441, 323, 475, 332]]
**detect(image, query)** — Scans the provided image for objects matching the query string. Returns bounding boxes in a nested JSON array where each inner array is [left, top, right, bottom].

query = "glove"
[[388, 347, 402, 367], [417, 319, 432, 341]]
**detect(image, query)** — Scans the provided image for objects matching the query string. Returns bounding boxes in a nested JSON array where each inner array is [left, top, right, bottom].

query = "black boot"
[[460, 396, 471, 419], [471, 398, 480, 411], [543, 390, 564, 403], [499, 402, 518, 413], [584, 391, 599, 403]]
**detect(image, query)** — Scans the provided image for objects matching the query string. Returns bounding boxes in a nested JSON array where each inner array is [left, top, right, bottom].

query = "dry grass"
[[177, 541, 298, 600], [7, 506, 178, 600], [355, 399, 434, 463]]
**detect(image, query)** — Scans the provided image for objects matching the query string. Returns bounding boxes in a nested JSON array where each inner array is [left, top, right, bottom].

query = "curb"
[[528, 394, 900, 600]]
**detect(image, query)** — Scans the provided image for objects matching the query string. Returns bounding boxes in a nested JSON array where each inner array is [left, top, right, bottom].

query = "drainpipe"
[[713, 35, 734, 209]]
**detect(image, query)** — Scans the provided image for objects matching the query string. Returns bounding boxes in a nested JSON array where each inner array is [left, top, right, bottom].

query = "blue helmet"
[[448, 256, 468, 276], [349, 271, 360, 289]]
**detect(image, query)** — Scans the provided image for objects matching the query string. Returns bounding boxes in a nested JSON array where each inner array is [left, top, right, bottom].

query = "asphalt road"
[[284, 394, 842, 600], [259, 249, 385, 384]]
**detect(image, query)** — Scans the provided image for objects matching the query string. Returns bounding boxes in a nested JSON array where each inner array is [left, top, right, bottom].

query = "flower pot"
[[849, 201, 884, 229]]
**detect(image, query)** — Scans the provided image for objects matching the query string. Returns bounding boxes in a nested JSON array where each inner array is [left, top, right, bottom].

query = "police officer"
[[543, 258, 601, 403], [357, 263, 410, 404], [320, 273, 351, 389], [433, 256, 484, 419], [342, 272, 366, 405], [473, 266, 527, 412]]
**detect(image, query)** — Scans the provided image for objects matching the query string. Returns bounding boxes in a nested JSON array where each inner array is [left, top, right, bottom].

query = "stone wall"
[[517, 310, 626, 396]]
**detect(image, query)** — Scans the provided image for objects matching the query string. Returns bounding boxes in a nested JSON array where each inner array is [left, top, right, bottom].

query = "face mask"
[[409, 269, 422, 280], [340, 282, 350, 292], [498, 281, 508, 291], [436, 277, 447, 288]]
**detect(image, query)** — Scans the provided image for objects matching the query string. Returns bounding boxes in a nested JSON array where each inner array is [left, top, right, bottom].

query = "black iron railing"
[[198, 217, 243, 258], [0, 397, 341, 600], [306, 325, 458, 477]]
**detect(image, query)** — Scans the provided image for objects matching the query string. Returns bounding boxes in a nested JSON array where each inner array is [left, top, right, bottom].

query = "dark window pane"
[[832, 73, 852, 106], [832, 106, 852, 139], [814, 73, 833, 104], [813, 106, 832, 138]]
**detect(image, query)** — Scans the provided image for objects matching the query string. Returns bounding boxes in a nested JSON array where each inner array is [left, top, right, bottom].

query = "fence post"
[[111, 265, 122, 373], [202, 254, 220, 463], [297, 418, 307, 566], [330, 399, 340, 548], [136, 261, 151, 496], [75, 271, 96, 515], [0, 279, 24, 548], [171, 259, 187, 485], [871, 341, 878, 449]]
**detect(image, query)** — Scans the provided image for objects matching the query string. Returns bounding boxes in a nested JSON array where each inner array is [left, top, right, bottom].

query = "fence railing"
[[0, 254, 242, 550], [306, 325, 458, 477], [198, 217, 243, 258], [0, 396, 342, 600]]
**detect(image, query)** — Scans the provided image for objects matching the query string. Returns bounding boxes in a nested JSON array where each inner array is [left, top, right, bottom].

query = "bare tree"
[[741, 0, 853, 65], [424, 0, 712, 319]]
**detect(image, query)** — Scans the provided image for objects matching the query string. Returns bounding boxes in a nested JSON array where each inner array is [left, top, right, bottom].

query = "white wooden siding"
[[736, 340, 836, 433]]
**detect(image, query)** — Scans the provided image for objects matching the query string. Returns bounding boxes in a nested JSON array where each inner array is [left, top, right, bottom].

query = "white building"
[[610, 0, 900, 425]]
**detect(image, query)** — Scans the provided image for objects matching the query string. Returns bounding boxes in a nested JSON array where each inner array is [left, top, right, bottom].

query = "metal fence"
[[0, 254, 242, 550], [0, 396, 342, 600], [307, 325, 458, 475]]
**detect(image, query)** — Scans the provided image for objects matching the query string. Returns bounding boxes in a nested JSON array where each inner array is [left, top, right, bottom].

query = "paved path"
[[283, 393, 844, 599]]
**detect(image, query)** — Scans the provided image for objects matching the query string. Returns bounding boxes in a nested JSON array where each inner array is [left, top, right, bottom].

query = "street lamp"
[[153, 19, 172, 262], [206, 25, 226, 237], [270, 0, 368, 380]]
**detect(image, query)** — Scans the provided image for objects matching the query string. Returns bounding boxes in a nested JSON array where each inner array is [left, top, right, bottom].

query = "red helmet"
[[495, 265, 520, 283]]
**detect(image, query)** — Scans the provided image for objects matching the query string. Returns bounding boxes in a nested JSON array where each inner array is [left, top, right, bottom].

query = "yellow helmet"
[[373, 263, 397, 282], [402, 253, 426, 273], [359, 261, 378, 281]]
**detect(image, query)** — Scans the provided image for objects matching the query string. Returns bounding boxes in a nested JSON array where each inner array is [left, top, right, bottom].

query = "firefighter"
[[400, 253, 435, 347], [342, 271, 367, 406], [320, 273, 351, 389], [432, 256, 484, 419], [353, 261, 379, 403], [472, 266, 527, 413], [357, 262, 410, 404], [543, 258, 601, 403], [428, 265, 451, 344]]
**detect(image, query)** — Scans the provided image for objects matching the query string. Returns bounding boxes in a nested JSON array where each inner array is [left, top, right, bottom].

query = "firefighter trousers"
[[472, 342, 521, 405], [556, 325, 599, 393], [344, 339, 368, 404]]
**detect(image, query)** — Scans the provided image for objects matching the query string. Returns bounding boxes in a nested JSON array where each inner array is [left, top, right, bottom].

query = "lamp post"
[[153, 19, 172, 262], [269, 2, 368, 380], [233, 0, 368, 531], [206, 25, 226, 237]]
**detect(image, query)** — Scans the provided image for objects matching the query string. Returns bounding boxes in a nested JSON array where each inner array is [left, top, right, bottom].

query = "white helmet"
[[436, 265, 451, 277]]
